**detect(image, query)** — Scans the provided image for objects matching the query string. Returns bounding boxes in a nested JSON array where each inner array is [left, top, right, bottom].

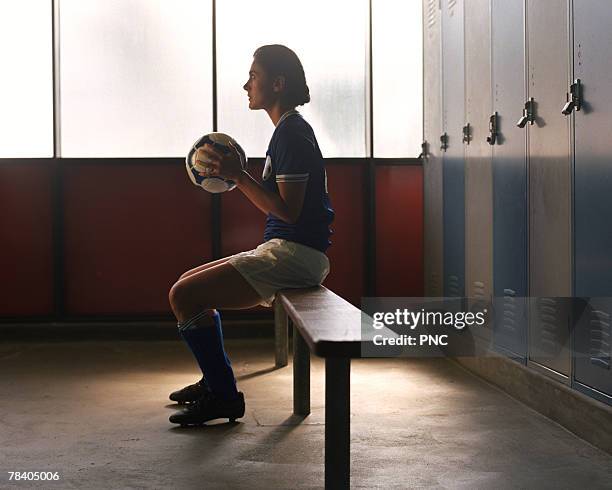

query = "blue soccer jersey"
[[261, 111, 334, 253]]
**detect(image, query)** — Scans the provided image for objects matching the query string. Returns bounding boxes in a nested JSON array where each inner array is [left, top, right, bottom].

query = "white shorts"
[[227, 238, 330, 307]]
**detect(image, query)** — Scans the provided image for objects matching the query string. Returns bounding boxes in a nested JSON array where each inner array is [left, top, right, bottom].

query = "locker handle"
[[562, 79, 582, 115], [462, 123, 471, 144], [440, 133, 448, 152], [517, 98, 535, 128], [487, 112, 499, 145]]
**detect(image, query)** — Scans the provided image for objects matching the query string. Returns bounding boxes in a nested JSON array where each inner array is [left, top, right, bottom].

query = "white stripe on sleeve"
[[276, 173, 310, 183]]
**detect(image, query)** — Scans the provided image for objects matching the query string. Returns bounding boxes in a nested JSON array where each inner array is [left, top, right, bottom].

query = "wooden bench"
[[273, 286, 365, 490]]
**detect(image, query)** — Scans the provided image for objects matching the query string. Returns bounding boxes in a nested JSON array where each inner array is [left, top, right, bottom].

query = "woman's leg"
[[170, 257, 250, 400], [170, 262, 263, 322], [169, 262, 263, 400], [177, 256, 231, 281]]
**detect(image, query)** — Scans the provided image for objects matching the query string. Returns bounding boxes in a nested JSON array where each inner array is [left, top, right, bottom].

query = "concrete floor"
[[0, 339, 610, 489]]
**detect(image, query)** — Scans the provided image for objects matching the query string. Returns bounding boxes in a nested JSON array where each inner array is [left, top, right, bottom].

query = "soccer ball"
[[185, 133, 248, 193]]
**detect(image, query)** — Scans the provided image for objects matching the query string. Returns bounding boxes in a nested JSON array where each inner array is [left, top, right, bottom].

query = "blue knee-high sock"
[[178, 310, 238, 401], [178, 328, 210, 388]]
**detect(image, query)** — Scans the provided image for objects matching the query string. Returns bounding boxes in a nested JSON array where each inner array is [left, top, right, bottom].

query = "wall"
[[0, 160, 423, 319]]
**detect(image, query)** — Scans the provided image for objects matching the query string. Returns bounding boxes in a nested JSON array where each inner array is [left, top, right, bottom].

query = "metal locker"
[[572, 0, 612, 403], [464, 0, 493, 341], [423, 0, 444, 298], [442, 0, 465, 299], [526, 0, 572, 381], [573, 298, 612, 404], [491, 0, 528, 360]]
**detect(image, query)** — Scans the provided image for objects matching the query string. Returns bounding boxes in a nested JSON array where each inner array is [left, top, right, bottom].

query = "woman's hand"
[[196, 143, 245, 182]]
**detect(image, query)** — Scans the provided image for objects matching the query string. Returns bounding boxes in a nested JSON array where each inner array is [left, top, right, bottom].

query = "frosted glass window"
[[0, 1, 54, 158], [216, 0, 368, 158], [59, 0, 213, 158], [372, 0, 423, 157]]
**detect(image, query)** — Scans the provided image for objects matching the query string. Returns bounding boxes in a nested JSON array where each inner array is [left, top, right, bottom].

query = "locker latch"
[[440, 133, 449, 152], [462, 123, 471, 144], [486, 112, 499, 145], [419, 141, 430, 159], [562, 79, 582, 115], [517, 98, 535, 128]]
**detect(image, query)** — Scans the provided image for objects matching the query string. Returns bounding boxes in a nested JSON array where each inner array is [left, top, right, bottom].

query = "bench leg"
[[292, 320, 310, 416], [274, 299, 288, 368], [325, 357, 350, 490]]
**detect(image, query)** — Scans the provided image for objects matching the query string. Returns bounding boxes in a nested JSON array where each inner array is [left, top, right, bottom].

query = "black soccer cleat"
[[169, 391, 245, 426], [169, 377, 211, 405]]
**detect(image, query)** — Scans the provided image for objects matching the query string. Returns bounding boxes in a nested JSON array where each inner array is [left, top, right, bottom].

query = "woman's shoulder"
[[276, 115, 316, 144]]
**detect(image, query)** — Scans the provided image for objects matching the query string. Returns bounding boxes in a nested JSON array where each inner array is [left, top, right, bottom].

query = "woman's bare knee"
[[169, 281, 218, 323], [168, 281, 191, 313]]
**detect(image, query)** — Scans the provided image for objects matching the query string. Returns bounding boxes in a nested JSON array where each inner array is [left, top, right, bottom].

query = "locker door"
[[527, 0, 572, 381], [491, 0, 528, 359], [442, 0, 465, 298], [464, 0, 493, 339], [573, 0, 612, 402], [423, 0, 443, 298]]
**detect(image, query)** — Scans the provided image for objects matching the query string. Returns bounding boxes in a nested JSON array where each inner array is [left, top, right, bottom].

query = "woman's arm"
[[196, 143, 306, 224], [236, 172, 307, 224]]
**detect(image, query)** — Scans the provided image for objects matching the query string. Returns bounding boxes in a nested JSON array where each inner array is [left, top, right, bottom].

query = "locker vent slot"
[[427, 0, 437, 28], [472, 281, 486, 301], [448, 0, 457, 15], [589, 310, 611, 370], [430, 272, 440, 295], [502, 289, 517, 335], [470, 281, 488, 322], [538, 298, 560, 356], [448, 275, 461, 297]]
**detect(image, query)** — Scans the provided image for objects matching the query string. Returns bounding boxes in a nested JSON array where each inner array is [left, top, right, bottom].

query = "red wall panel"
[[63, 163, 213, 315], [375, 165, 423, 297], [0, 163, 54, 316], [1, 160, 422, 320], [324, 163, 365, 306]]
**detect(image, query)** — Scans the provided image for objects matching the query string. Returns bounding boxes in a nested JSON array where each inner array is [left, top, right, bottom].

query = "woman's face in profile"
[[243, 61, 276, 111]]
